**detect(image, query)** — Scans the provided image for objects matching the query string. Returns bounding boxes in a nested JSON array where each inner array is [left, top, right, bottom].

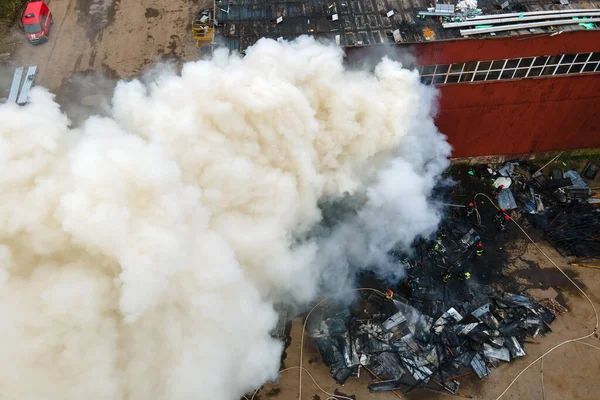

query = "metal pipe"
[[440, 203, 467, 208], [571, 263, 600, 270], [418, 11, 454, 16], [461, 18, 600, 36], [532, 151, 564, 178], [444, 11, 600, 28], [461, 8, 600, 21]]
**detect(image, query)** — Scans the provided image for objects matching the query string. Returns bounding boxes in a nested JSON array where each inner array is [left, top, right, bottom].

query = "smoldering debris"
[[310, 291, 554, 392], [467, 159, 600, 258], [309, 157, 599, 396], [542, 205, 600, 258]]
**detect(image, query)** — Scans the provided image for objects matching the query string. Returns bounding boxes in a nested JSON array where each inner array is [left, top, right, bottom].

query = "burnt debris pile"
[[542, 205, 600, 258], [310, 292, 555, 394], [308, 157, 599, 395], [468, 159, 600, 258]]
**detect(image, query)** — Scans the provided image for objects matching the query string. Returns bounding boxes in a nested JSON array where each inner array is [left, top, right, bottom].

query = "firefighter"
[[428, 241, 440, 256], [442, 273, 451, 283], [466, 201, 475, 216], [495, 208, 510, 230], [493, 184, 505, 198], [475, 241, 484, 257], [437, 230, 446, 241], [458, 271, 471, 280], [494, 208, 508, 222], [385, 289, 394, 300], [499, 213, 510, 231]]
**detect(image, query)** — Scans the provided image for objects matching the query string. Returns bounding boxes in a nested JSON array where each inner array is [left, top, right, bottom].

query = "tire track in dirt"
[[36, 0, 75, 83]]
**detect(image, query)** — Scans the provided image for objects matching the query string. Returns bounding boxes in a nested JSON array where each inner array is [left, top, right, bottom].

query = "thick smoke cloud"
[[0, 37, 450, 400]]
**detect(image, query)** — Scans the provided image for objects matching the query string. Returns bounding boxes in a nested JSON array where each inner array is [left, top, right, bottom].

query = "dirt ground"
[[2, 0, 210, 95], [255, 239, 600, 400]]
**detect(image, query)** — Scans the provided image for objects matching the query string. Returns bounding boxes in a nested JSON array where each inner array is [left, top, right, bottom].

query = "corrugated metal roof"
[[214, 0, 600, 51]]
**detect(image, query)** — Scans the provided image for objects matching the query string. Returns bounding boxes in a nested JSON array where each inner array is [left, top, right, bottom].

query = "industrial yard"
[[1, 1, 600, 400]]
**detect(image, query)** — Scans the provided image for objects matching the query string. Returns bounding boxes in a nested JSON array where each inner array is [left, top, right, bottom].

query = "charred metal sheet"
[[470, 354, 491, 378], [401, 333, 421, 353], [375, 352, 405, 379], [315, 337, 346, 370], [472, 303, 491, 318], [401, 357, 432, 382], [468, 326, 492, 343], [332, 367, 354, 385], [341, 332, 358, 367], [368, 338, 392, 352], [457, 350, 476, 367], [472, 306, 500, 330], [499, 320, 523, 337], [441, 379, 460, 394], [383, 310, 407, 331], [483, 343, 511, 362], [506, 336, 526, 358], [433, 307, 463, 334], [489, 336, 506, 348], [581, 162, 599, 180], [368, 379, 403, 392], [460, 229, 480, 248]]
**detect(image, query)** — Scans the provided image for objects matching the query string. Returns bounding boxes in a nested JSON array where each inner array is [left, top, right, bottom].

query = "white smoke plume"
[[0, 37, 450, 400]]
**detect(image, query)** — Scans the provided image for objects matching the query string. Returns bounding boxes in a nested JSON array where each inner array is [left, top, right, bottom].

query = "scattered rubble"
[[310, 292, 554, 394], [309, 155, 599, 396], [470, 158, 600, 258]]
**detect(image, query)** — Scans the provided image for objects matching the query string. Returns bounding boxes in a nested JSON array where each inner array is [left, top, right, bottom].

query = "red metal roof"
[[23, 1, 45, 20]]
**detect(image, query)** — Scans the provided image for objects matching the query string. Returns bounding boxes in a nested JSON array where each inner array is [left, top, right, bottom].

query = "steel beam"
[[461, 18, 600, 36], [444, 11, 600, 28], [8, 67, 24, 103]]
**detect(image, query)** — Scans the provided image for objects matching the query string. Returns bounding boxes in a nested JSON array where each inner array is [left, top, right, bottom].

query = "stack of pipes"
[[441, 8, 600, 36]]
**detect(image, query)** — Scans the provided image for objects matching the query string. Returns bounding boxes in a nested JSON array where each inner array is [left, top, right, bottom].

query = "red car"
[[22, 1, 53, 44]]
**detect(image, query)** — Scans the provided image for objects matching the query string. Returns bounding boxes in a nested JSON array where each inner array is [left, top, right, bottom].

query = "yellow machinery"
[[192, 10, 213, 47]]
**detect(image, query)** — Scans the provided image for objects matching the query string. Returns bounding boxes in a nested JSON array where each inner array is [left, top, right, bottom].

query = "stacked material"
[[311, 293, 555, 394]]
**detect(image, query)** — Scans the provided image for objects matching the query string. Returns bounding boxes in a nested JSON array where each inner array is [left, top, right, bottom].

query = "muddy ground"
[[1, 0, 210, 104], [2, 1, 600, 399]]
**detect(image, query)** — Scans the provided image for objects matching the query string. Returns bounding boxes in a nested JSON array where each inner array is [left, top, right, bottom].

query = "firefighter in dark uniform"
[[493, 184, 505, 198], [494, 208, 510, 231], [475, 241, 484, 257], [466, 202, 475, 217]]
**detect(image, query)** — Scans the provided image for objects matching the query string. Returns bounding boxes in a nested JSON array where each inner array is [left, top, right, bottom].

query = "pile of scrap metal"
[[542, 204, 600, 258], [477, 160, 597, 211], [470, 160, 600, 258], [310, 292, 555, 395]]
